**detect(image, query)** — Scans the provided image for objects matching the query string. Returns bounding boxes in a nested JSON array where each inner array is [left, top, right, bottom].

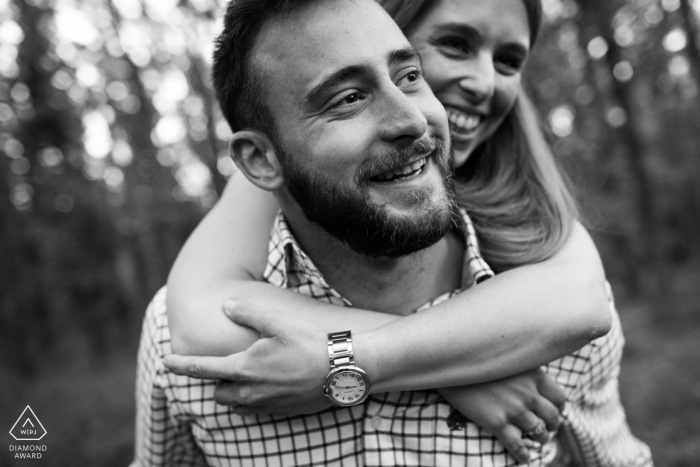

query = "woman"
[[165, 0, 645, 463]]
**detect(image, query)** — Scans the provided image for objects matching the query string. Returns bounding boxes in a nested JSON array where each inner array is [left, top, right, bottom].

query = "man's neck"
[[283, 210, 464, 316]]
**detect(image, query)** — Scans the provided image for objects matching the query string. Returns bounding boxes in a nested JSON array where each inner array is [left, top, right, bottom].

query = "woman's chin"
[[452, 146, 474, 169]]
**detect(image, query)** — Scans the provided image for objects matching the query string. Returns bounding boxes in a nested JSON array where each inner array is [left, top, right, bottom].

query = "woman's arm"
[[166, 172, 402, 356], [356, 220, 611, 392], [166, 172, 611, 386]]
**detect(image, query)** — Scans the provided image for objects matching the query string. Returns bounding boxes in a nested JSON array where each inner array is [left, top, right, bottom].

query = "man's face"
[[254, 0, 456, 257]]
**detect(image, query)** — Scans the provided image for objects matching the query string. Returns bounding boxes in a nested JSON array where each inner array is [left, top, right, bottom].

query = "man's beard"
[[280, 137, 460, 258]]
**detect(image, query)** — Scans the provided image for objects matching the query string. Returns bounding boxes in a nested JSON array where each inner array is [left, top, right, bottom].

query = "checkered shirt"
[[132, 211, 652, 467]]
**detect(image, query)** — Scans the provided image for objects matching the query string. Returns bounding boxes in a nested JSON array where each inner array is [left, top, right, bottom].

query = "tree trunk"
[[574, 0, 667, 295]]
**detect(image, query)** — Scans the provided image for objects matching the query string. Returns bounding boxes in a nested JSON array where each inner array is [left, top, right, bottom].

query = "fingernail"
[[223, 300, 237, 315], [162, 356, 171, 366]]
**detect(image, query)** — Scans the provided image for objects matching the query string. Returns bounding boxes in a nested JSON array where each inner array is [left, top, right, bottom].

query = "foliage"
[[1, 0, 699, 463]]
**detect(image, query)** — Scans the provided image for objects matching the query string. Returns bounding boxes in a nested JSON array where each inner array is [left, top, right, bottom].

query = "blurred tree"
[[575, 0, 666, 293], [1, 0, 699, 374]]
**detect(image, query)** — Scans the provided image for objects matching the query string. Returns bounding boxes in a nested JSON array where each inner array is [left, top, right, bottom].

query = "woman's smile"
[[445, 106, 483, 137], [405, 0, 531, 166]]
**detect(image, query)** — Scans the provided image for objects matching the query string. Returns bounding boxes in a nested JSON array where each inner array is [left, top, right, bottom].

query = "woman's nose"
[[458, 53, 496, 105]]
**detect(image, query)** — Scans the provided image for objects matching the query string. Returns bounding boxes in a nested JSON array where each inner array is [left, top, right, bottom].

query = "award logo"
[[9, 406, 46, 441], [8, 406, 47, 460]]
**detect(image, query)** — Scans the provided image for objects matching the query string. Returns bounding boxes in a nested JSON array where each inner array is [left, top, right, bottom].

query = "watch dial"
[[330, 371, 367, 404]]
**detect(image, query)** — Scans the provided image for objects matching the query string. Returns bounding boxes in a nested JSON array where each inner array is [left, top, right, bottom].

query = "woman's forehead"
[[410, 0, 531, 42]]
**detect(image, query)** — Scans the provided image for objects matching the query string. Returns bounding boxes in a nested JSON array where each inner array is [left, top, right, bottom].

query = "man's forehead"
[[251, 0, 411, 96]]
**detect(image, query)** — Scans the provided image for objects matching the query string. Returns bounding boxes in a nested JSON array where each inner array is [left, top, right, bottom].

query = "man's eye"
[[398, 69, 423, 88], [342, 93, 361, 104], [405, 71, 420, 82], [332, 92, 364, 108]]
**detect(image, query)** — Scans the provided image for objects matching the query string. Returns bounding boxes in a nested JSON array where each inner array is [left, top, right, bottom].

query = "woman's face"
[[406, 0, 531, 167]]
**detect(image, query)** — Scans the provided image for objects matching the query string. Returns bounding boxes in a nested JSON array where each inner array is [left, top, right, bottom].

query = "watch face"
[[328, 370, 368, 405]]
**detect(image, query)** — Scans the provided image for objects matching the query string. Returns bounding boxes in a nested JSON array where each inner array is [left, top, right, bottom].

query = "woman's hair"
[[378, 0, 578, 272]]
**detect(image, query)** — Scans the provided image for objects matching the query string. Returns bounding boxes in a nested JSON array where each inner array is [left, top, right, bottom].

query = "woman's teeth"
[[373, 157, 427, 182], [446, 109, 481, 135]]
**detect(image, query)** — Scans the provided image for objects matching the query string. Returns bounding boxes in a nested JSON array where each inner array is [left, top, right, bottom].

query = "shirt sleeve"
[[557, 284, 653, 467], [130, 288, 207, 467]]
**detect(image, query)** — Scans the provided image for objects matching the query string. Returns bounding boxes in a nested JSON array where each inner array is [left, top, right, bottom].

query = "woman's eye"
[[496, 55, 525, 74], [438, 37, 471, 54]]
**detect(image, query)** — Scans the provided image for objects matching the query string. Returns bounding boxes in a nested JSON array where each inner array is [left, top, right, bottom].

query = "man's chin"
[[349, 206, 456, 259], [366, 159, 449, 212]]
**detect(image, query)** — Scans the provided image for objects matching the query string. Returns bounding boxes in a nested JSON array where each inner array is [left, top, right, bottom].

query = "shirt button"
[[371, 415, 383, 429]]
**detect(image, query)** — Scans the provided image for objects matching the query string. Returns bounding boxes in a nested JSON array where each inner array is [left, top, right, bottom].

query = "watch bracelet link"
[[327, 330, 355, 369]]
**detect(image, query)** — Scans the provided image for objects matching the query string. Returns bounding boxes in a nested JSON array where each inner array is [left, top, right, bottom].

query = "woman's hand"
[[438, 369, 566, 464], [164, 301, 334, 417]]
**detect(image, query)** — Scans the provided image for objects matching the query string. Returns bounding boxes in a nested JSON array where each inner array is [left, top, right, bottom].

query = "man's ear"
[[229, 131, 284, 191]]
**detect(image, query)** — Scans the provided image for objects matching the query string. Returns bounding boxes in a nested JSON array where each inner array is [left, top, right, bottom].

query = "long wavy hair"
[[379, 0, 578, 272]]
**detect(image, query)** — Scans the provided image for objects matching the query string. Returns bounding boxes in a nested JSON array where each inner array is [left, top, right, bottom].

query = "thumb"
[[223, 300, 284, 337]]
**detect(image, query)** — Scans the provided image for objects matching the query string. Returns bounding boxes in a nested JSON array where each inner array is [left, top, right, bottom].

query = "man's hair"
[[211, 0, 316, 139]]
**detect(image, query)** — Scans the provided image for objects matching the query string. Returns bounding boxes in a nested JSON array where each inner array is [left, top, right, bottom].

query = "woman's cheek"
[[494, 78, 521, 117], [421, 55, 453, 92]]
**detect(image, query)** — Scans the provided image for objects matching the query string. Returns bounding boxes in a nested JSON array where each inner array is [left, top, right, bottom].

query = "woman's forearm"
[[170, 280, 400, 356], [355, 221, 612, 392], [167, 173, 400, 356]]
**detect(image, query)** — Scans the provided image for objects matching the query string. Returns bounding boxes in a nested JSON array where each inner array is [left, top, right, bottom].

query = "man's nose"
[[458, 53, 496, 105], [378, 87, 428, 143]]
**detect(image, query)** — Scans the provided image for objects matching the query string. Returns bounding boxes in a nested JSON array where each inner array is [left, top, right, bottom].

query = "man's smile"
[[370, 156, 428, 182]]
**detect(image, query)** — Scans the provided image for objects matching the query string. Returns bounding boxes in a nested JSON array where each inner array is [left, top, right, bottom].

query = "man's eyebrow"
[[388, 47, 422, 67], [304, 48, 421, 105], [304, 64, 371, 105]]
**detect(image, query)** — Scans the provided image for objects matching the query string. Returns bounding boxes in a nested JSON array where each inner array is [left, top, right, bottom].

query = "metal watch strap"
[[327, 331, 355, 370]]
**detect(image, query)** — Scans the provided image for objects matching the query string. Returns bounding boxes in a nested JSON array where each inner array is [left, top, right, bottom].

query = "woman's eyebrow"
[[436, 23, 483, 46]]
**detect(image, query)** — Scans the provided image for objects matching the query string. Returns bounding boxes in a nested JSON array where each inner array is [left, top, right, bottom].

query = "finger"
[[214, 381, 243, 406], [537, 373, 567, 409], [230, 406, 261, 416], [531, 396, 563, 434], [163, 354, 242, 380], [515, 411, 550, 444], [223, 301, 283, 337], [495, 425, 530, 464]]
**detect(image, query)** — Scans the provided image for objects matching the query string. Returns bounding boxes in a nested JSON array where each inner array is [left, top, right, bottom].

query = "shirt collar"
[[263, 209, 494, 303]]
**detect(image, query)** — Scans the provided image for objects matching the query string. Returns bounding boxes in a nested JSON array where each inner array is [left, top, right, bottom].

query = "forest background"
[[1, 0, 699, 465]]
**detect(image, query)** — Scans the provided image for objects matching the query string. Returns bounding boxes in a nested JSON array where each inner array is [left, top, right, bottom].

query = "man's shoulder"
[[139, 286, 172, 359]]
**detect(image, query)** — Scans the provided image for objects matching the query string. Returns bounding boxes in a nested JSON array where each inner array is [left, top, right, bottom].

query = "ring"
[[524, 420, 546, 438]]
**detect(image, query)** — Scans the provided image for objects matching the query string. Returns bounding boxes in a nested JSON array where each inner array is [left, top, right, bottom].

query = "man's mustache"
[[356, 137, 447, 183]]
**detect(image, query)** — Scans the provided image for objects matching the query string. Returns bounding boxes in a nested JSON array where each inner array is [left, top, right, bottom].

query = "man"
[[132, 0, 651, 465]]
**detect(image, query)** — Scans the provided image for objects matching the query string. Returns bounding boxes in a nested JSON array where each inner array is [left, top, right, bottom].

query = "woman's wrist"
[[350, 329, 384, 394]]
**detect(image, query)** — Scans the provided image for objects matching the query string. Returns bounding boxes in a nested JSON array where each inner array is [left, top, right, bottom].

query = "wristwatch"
[[322, 331, 371, 407]]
